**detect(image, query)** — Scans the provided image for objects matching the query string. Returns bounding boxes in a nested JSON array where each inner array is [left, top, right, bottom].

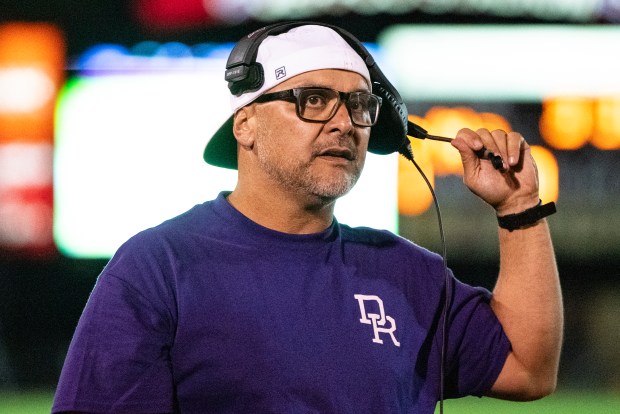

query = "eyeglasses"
[[253, 87, 382, 127]]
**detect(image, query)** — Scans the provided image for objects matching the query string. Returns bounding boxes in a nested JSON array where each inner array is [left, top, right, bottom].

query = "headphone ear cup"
[[228, 63, 265, 96], [369, 83, 409, 154]]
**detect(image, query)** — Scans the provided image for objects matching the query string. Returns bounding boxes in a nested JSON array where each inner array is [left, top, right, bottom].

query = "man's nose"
[[328, 100, 354, 131]]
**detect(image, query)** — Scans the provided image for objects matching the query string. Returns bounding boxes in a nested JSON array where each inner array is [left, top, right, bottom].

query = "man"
[[53, 23, 562, 413]]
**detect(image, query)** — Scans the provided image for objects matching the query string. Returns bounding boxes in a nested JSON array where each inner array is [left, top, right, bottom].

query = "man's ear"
[[232, 106, 256, 149]]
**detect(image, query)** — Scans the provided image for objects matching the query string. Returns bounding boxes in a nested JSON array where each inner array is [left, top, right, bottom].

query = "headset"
[[223, 21, 412, 158]]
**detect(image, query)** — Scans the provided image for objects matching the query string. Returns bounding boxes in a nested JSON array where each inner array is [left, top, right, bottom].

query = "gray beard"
[[256, 141, 363, 204]]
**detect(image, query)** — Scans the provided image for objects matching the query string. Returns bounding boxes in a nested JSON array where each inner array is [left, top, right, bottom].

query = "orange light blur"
[[0, 23, 65, 143], [530, 146, 559, 203], [422, 107, 514, 176], [0, 22, 64, 254], [539, 97, 594, 150], [592, 96, 620, 150], [480, 112, 512, 132], [400, 108, 563, 217], [424, 106, 478, 175], [398, 116, 435, 216]]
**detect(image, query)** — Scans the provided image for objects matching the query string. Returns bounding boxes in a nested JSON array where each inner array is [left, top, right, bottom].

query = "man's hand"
[[450, 128, 540, 215]]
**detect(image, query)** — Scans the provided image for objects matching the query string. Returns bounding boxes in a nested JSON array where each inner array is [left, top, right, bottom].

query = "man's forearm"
[[491, 218, 563, 399]]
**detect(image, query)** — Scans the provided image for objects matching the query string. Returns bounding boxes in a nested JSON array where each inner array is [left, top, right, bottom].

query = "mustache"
[[312, 136, 358, 160]]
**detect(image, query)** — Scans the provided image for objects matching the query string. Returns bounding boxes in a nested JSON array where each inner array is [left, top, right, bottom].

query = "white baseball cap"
[[204, 24, 373, 169], [229, 25, 371, 112]]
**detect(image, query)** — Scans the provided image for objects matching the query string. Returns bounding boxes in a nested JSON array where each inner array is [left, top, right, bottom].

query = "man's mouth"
[[317, 147, 355, 161]]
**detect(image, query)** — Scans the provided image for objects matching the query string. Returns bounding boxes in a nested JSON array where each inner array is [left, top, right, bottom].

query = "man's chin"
[[306, 173, 359, 202]]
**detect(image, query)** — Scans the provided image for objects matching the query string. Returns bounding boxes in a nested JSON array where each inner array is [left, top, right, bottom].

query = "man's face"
[[250, 69, 371, 203]]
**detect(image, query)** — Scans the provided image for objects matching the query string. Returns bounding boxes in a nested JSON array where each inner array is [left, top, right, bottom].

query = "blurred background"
[[1, 0, 619, 411]]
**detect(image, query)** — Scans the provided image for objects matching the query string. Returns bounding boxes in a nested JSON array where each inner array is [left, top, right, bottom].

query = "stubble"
[[255, 120, 364, 203]]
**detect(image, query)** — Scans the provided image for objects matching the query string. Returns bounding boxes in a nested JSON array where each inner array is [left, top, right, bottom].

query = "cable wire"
[[400, 144, 452, 414]]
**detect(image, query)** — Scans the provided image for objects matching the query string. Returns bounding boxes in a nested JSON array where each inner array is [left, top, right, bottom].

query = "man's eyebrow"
[[291, 84, 372, 93], [291, 83, 329, 89]]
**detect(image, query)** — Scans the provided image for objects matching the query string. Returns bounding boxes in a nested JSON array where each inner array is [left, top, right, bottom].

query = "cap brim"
[[203, 115, 238, 170]]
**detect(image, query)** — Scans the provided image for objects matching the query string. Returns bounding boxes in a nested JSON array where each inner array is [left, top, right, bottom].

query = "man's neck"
[[226, 184, 336, 234]]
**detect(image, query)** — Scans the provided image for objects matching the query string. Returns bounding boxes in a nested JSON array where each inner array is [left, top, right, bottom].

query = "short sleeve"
[[52, 269, 175, 413], [444, 279, 511, 398]]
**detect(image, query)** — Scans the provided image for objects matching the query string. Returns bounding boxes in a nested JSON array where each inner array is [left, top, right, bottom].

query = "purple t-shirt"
[[53, 192, 510, 413]]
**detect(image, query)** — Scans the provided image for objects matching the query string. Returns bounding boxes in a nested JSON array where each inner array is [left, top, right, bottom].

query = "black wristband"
[[497, 200, 556, 231]]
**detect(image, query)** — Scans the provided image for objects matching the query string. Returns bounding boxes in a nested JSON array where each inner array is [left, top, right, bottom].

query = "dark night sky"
[[1, 0, 589, 57]]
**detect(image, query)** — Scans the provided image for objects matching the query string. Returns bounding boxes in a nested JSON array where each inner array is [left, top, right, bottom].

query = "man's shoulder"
[[339, 223, 402, 246], [110, 199, 219, 260], [338, 223, 443, 264], [135, 198, 220, 241]]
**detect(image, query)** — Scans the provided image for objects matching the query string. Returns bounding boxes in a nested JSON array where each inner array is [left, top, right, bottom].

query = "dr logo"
[[354, 294, 400, 347]]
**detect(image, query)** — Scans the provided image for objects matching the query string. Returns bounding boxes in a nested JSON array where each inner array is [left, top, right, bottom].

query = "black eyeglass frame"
[[253, 87, 383, 127]]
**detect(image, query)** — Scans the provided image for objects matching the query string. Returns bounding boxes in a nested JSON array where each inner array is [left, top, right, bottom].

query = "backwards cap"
[[204, 25, 372, 169], [229, 25, 371, 112]]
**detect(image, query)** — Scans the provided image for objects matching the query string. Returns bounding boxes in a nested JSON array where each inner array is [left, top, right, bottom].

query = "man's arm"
[[451, 128, 563, 401], [488, 218, 562, 400]]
